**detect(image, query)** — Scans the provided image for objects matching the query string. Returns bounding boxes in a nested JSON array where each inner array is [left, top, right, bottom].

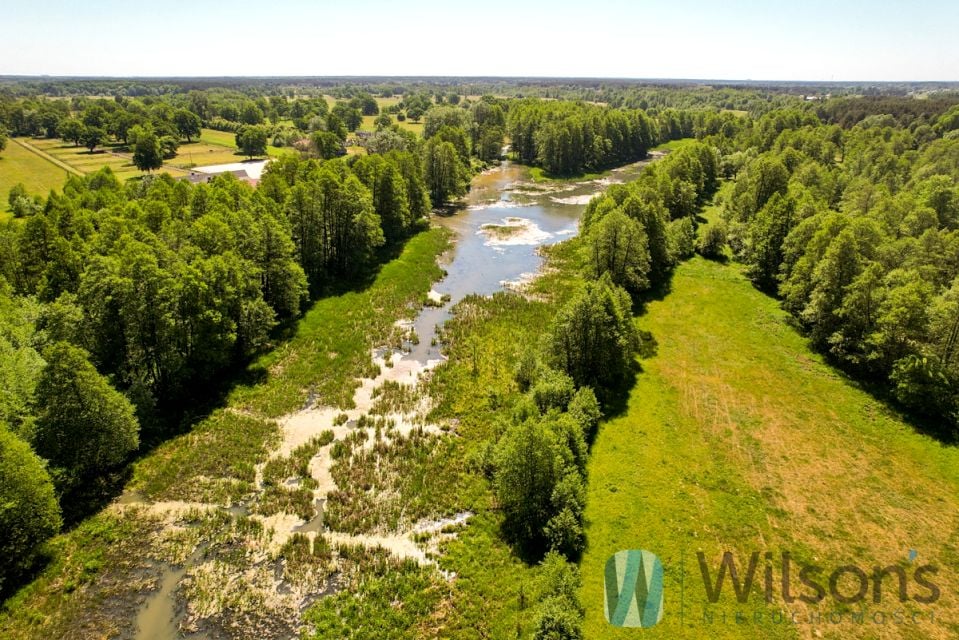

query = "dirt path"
[[12, 137, 83, 176]]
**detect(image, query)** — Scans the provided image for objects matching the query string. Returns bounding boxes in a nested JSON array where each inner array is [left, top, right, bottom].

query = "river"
[[403, 155, 659, 366]]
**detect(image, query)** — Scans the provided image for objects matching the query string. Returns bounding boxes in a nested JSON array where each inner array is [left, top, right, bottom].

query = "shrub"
[[531, 368, 575, 413], [697, 222, 728, 259], [0, 427, 61, 591]]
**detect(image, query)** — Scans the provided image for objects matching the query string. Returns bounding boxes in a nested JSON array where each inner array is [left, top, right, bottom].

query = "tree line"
[[507, 100, 659, 176], [718, 106, 959, 439]]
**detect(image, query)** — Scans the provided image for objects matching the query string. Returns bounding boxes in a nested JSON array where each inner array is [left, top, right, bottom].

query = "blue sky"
[[3, 0, 957, 80]]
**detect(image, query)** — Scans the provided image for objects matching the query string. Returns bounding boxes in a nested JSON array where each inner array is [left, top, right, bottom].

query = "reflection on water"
[[402, 157, 655, 365]]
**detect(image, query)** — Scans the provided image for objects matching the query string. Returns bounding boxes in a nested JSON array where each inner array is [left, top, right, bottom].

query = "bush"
[[697, 222, 728, 259], [531, 368, 575, 413], [891, 355, 957, 436], [0, 427, 61, 591], [531, 600, 584, 640], [667, 217, 697, 261], [530, 552, 584, 639], [567, 387, 602, 440], [544, 508, 585, 558], [514, 347, 540, 392]]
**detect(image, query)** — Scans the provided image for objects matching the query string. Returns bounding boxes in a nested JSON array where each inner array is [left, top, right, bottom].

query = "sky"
[[3, 0, 958, 81]]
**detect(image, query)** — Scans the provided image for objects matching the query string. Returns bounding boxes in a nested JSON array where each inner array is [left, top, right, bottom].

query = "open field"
[[580, 256, 959, 639], [199, 128, 238, 148], [26, 138, 150, 181], [358, 114, 424, 135], [0, 139, 74, 210]]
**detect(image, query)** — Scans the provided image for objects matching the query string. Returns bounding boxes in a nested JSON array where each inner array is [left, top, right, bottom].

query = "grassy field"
[[199, 128, 238, 148], [0, 139, 74, 209], [7, 130, 287, 189], [579, 256, 959, 639], [358, 115, 424, 135], [652, 137, 699, 152], [26, 138, 151, 181]]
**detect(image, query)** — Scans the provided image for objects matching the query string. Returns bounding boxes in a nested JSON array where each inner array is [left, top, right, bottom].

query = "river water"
[[404, 156, 657, 365]]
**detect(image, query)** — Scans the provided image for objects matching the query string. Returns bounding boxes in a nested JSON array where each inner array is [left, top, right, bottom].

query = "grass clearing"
[[0, 139, 73, 207], [358, 115, 424, 135], [199, 128, 238, 148], [652, 137, 698, 152], [580, 256, 959, 639]]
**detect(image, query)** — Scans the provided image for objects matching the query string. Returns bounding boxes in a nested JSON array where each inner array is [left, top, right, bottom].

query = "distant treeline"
[[816, 95, 959, 129]]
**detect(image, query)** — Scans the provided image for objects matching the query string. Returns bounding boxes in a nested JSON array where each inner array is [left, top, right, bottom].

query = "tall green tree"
[[58, 118, 85, 147], [236, 125, 268, 159], [0, 427, 61, 591], [545, 276, 640, 393], [132, 128, 163, 172], [31, 343, 139, 492], [746, 192, 796, 291], [80, 125, 107, 153], [173, 108, 202, 142], [423, 138, 467, 205], [587, 209, 651, 294], [494, 419, 562, 549]]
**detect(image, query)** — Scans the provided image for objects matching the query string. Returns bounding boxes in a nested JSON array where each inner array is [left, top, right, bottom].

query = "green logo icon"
[[604, 549, 664, 628]]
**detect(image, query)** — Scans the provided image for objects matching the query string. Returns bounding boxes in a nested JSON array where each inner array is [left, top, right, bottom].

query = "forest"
[[0, 76, 958, 639]]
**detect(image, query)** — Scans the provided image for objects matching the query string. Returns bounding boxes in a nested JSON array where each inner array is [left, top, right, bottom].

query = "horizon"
[[3, 74, 958, 85]]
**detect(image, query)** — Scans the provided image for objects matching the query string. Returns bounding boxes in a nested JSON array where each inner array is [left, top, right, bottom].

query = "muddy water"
[[404, 157, 657, 365], [134, 547, 205, 640]]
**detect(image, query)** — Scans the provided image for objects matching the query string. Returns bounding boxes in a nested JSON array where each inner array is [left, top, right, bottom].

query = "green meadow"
[[579, 256, 959, 640], [0, 139, 73, 211]]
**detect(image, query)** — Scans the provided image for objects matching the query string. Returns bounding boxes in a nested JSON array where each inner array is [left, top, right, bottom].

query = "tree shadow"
[[748, 281, 957, 446], [820, 353, 958, 446], [698, 251, 730, 264], [631, 268, 677, 315]]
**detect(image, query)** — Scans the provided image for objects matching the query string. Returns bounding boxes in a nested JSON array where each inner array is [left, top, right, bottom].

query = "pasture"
[[579, 256, 959, 639], [0, 139, 73, 210]]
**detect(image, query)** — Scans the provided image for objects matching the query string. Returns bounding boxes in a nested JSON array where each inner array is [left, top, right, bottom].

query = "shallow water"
[[134, 546, 206, 640], [404, 157, 655, 365]]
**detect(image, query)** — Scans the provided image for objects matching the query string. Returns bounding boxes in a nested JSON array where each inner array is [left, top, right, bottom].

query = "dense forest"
[[1, 77, 958, 637], [0, 147, 433, 592], [718, 104, 959, 438]]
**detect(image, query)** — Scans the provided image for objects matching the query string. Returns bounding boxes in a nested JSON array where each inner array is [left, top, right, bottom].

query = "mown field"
[[0, 139, 74, 214], [0, 128, 288, 195], [26, 137, 158, 181], [579, 255, 959, 639]]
